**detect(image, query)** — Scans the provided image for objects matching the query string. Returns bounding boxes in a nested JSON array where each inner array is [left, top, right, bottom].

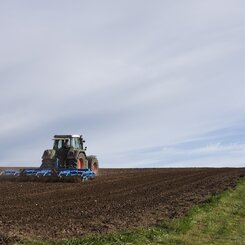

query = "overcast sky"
[[0, 1, 245, 168]]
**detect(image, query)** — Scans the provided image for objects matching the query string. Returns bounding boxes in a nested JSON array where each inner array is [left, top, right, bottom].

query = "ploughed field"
[[0, 168, 244, 242]]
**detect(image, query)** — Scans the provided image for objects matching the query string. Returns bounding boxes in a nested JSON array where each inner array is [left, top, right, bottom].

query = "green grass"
[[21, 178, 245, 245]]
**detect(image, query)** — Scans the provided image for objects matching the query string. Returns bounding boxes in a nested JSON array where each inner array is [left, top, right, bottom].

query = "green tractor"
[[41, 135, 99, 174]]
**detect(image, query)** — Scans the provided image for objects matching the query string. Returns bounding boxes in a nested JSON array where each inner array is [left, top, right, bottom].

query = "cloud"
[[108, 140, 245, 168], [0, 1, 245, 167]]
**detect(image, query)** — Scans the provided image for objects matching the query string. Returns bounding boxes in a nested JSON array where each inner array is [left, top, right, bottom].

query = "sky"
[[0, 0, 245, 168]]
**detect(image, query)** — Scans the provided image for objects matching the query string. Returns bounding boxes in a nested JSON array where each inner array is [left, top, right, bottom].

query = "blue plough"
[[0, 168, 95, 181]]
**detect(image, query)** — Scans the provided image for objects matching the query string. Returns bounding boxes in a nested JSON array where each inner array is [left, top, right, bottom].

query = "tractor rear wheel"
[[77, 158, 84, 169], [67, 153, 87, 169], [77, 153, 87, 169], [66, 159, 77, 169]]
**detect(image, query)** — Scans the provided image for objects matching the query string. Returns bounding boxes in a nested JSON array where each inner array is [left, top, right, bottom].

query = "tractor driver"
[[64, 139, 70, 148]]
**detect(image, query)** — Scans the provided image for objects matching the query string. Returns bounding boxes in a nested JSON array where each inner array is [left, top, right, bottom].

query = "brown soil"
[[0, 168, 244, 243]]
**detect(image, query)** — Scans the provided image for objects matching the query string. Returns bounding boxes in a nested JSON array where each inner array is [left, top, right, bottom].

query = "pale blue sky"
[[0, 1, 245, 167]]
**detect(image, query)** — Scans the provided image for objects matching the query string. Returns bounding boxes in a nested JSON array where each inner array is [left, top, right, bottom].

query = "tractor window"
[[71, 138, 82, 149], [53, 140, 62, 149], [53, 139, 70, 149], [71, 138, 75, 148], [76, 138, 82, 149]]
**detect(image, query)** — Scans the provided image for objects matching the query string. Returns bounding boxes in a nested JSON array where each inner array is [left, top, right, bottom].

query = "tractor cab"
[[52, 135, 86, 151]]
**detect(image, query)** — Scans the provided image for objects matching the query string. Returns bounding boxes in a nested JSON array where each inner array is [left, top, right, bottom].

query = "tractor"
[[41, 135, 99, 174], [0, 134, 99, 181]]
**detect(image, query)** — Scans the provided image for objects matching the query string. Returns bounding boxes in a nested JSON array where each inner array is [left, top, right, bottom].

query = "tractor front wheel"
[[87, 155, 99, 175]]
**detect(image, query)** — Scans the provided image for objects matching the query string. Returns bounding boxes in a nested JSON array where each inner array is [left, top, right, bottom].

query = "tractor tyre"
[[67, 153, 87, 169], [66, 159, 77, 169], [87, 155, 99, 175]]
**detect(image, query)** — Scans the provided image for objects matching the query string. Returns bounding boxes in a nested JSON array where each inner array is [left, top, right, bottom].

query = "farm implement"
[[0, 134, 99, 182]]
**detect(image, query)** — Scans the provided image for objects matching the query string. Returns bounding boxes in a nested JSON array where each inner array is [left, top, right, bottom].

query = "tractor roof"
[[53, 135, 81, 139]]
